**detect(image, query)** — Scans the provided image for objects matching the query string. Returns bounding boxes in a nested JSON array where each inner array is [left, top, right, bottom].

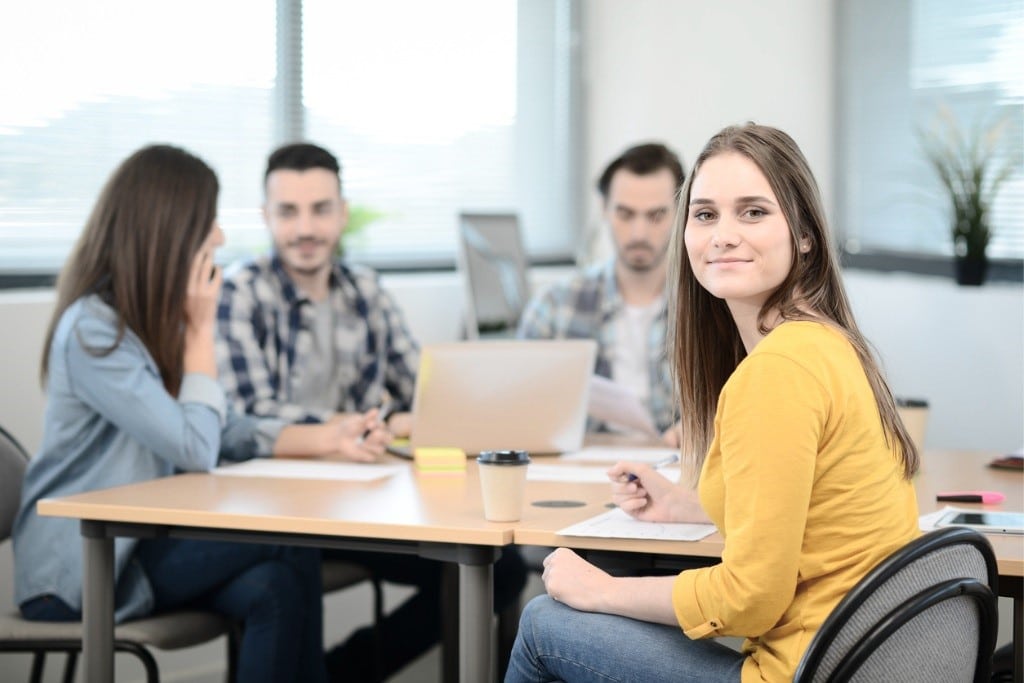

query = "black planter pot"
[[954, 256, 988, 286]]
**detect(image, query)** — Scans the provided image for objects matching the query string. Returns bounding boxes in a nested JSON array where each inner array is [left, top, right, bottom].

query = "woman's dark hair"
[[41, 144, 219, 395]]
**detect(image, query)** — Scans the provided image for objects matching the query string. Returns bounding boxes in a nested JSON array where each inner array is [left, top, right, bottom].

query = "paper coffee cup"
[[477, 450, 530, 522], [896, 397, 929, 453]]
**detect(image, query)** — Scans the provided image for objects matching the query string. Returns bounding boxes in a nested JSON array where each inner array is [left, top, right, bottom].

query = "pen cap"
[[477, 450, 530, 466]]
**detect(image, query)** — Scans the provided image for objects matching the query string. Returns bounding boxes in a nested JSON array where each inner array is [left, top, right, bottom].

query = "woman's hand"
[[183, 247, 222, 377], [607, 461, 710, 524], [541, 548, 615, 612], [542, 547, 682, 625], [185, 247, 222, 337]]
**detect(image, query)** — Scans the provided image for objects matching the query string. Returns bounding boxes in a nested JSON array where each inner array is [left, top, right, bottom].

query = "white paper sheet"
[[558, 446, 681, 464], [527, 463, 681, 484], [213, 459, 404, 482], [587, 374, 659, 437], [558, 507, 716, 541]]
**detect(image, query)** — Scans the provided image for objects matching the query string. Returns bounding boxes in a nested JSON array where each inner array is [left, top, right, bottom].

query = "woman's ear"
[[798, 236, 812, 253]]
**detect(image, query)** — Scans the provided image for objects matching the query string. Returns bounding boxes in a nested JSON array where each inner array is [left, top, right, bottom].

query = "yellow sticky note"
[[414, 447, 467, 473]]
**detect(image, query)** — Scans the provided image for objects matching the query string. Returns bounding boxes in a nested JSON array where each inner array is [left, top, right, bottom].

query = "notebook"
[[408, 339, 597, 455]]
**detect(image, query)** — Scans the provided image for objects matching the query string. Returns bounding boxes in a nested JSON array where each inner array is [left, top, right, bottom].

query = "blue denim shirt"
[[12, 295, 275, 622]]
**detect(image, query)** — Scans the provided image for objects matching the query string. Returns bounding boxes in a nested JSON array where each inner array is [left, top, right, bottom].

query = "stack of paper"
[[414, 447, 467, 475]]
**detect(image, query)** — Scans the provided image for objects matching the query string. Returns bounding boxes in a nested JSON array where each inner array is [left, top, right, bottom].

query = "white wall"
[[580, 0, 834, 261]]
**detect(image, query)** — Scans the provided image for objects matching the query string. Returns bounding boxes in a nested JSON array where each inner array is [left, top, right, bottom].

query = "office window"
[[837, 0, 1023, 260], [0, 0, 276, 273], [303, 0, 578, 267], [0, 0, 579, 277]]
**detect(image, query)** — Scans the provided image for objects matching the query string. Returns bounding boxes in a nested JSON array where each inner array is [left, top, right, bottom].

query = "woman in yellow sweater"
[[505, 123, 921, 683]]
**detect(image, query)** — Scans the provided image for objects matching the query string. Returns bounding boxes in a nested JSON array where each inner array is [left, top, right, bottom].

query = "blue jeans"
[[136, 538, 326, 683], [505, 595, 745, 683], [22, 540, 326, 683]]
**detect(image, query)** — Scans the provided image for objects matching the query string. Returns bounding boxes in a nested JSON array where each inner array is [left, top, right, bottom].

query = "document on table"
[[587, 374, 659, 438], [528, 463, 681, 484], [558, 445, 681, 464], [558, 507, 716, 541], [213, 459, 404, 482]]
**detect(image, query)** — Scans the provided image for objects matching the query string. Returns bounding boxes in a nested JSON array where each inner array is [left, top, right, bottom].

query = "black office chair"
[[794, 526, 999, 683]]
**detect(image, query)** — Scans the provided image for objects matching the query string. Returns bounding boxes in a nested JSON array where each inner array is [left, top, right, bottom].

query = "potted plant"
[[337, 204, 387, 257], [919, 107, 1015, 286]]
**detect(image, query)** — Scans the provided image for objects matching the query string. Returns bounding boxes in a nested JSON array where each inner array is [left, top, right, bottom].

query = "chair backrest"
[[794, 526, 998, 683], [0, 424, 29, 542]]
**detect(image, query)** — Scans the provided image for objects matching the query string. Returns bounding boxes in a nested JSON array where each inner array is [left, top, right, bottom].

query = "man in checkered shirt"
[[216, 142, 526, 682], [518, 143, 685, 445]]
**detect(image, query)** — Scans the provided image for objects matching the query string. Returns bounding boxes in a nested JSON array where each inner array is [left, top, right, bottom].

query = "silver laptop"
[[456, 212, 530, 340], [409, 339, 596, 455]]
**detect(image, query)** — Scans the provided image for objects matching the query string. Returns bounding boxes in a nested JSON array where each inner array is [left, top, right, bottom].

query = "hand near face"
[[185, 247, 222, 336], [541, 548, 615, 612]]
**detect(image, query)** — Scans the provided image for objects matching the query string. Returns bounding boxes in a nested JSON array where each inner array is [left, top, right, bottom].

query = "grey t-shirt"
[[292, 299, 341, 414]]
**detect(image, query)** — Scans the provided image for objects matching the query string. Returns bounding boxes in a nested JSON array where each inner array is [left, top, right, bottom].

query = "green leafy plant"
[[918, 107, 1015, 260], [338, 204, 386, 256]]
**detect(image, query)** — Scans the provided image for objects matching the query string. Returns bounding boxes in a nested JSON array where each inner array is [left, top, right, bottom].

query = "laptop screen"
[[409, 339, 596, 455]]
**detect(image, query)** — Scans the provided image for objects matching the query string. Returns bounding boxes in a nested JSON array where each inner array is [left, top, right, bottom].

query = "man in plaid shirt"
[[518, 143, 684, 445], [217, 143, 525, 681]]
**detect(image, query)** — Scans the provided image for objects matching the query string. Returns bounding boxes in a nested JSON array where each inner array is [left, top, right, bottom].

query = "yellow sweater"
[[672, 321, 919, 682]]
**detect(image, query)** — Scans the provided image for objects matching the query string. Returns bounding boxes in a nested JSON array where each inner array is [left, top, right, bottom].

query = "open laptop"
[[407, 339, 596, 455], [456, 212, 530, 339]]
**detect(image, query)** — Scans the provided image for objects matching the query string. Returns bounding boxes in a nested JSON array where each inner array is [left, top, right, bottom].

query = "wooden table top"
[[516, 449, 1023, 577], [37, 448, 1021, 575], [39, 461, 514, 547]]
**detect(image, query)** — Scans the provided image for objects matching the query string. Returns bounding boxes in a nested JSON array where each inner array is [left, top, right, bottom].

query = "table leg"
[[459, 561, 493, 683], [1014, 594, 1021, 683], [82, 521, 114, 683]]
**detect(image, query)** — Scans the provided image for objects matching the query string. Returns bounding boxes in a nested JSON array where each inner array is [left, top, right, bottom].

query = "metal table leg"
[[459, 561, 494, 683], [82, 521, 114, 683]]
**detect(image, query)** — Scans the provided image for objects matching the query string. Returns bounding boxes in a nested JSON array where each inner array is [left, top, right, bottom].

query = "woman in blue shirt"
[[12, 145, 383, 683]]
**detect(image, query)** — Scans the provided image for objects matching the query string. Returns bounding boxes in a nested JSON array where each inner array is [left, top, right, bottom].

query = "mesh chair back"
[[0, 425, 29, 541], [795, 527, 998, 683]]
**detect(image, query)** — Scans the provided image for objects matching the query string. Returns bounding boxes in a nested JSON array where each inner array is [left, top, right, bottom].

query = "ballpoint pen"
[[626, 453, 680, 482], [359, 401, 396, 443]]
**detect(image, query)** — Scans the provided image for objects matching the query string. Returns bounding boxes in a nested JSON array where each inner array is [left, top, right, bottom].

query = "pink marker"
[[936, 491, 1006, 504]]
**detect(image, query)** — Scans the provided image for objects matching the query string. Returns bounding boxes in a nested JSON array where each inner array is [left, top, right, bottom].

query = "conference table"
[[37, 463, 516, 683], [39, 448, 1022, 683]]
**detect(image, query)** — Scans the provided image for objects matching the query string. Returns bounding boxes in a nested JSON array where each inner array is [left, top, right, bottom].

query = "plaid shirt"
[[216, 255, 419, 425], [516, 259, 676, 433]]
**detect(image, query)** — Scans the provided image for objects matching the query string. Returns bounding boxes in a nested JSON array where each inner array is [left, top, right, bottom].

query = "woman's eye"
[[744, 207, 766, 218], [693, 210, 715, 221]]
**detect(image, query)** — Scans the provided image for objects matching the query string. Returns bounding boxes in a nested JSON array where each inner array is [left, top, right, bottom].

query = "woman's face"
[[683, 152, 796, 310]]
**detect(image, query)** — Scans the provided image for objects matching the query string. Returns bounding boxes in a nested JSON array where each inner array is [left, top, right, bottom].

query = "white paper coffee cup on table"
[[896, 397, 929, 453], [477, 450, 530, 522]]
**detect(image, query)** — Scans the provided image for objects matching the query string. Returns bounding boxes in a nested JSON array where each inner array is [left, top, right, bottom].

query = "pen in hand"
[[626, 453, 680, 482], [359, 402, 396, 443]]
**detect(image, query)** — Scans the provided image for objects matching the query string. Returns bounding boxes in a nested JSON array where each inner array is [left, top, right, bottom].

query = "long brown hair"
[[669, 124, 919, 478], [41, 145, 219, 395]]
